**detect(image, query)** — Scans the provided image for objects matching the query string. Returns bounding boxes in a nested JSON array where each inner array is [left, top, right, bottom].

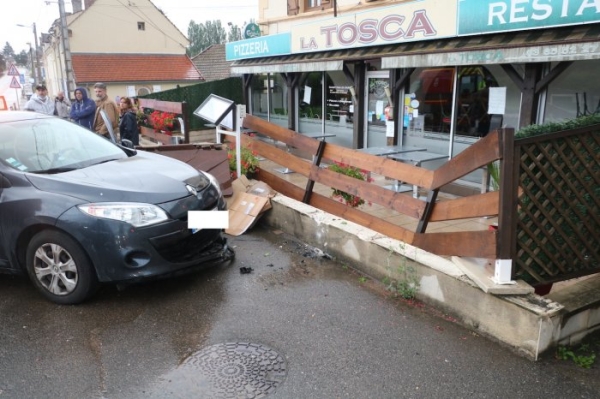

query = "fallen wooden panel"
[[413, 230, 497, 258]]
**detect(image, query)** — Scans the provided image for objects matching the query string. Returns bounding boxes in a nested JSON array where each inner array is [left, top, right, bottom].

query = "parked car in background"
[[0, 112, 234, 304]]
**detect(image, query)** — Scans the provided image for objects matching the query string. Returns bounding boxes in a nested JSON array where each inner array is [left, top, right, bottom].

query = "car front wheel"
[[25, 231, 98, 305]]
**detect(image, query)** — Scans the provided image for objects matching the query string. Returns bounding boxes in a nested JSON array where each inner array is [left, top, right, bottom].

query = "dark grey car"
[[0, 111, 233, 304]]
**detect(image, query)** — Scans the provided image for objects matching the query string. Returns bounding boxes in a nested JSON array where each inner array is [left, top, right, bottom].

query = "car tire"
[[25, 230, 98, 305]]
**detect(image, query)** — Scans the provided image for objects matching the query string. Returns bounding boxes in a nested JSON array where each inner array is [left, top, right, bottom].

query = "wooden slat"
[[309, 167, 426, 219], [322, 145, 434, 188], [413, 231, 497, 258], [243, 114, 320, 153], [429, 192, 499, 221], [259, 170, 416, 244], [243, 114, 434, 187], [242, 134, 427, 219], [431, 130, 501, 189], [138, 99, 184, 114]]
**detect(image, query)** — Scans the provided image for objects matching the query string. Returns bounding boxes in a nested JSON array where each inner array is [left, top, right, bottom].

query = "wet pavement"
[[1, 225, 599, 399]]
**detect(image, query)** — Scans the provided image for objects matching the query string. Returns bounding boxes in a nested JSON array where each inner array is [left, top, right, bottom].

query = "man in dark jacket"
[[70, 87, 96, 130]]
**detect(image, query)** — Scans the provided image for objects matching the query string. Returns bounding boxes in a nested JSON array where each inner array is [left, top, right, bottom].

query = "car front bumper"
[[55, 197, 234, 283]]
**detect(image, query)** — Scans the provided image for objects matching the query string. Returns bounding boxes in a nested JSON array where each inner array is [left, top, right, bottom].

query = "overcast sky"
[[2, 0, 258, 54]]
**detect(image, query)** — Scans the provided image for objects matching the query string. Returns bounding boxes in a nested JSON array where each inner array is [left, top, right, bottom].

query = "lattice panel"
[[515, 131, 600, 284]]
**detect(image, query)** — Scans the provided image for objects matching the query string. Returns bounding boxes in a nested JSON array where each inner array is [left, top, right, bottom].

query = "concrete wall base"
[[259, 194, 600, 360]]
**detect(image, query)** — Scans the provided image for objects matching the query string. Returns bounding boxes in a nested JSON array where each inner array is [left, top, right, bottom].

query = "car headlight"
[[203, 172, 222, 197], [78, 203, 169, 227]]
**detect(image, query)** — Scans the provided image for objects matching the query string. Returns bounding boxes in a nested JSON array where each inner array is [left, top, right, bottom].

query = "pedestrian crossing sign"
[[9, 76, 22, 89], [7, 64, 19, 76]]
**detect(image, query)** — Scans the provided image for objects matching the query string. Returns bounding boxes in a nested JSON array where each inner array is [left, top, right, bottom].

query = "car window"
[[0, 118, 127, 173]]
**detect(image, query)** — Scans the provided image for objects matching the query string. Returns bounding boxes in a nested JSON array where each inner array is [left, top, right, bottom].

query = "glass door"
[[364, 71, 390, 148]]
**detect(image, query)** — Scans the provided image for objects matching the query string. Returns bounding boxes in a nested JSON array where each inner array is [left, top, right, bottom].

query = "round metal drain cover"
[[183, 342, 287, 399]]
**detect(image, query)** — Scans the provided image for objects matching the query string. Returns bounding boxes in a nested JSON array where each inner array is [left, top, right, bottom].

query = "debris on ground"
[[240, 267, 254, 274]]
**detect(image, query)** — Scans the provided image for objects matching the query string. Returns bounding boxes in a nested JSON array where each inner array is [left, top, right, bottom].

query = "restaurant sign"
[[458, 0, 600, 35], [226, 33, 292, 61], [291, 0, 458, 53]]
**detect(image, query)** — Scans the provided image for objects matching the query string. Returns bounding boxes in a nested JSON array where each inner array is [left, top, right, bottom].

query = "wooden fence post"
[[496, 128, 519, 281]]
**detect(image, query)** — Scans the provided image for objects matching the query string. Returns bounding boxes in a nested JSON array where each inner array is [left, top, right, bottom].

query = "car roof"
[[0, 111, 54, 123]]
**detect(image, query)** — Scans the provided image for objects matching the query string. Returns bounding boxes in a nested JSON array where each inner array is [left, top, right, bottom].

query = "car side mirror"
[[118, 139, 137, 156], [120, 139, 134, 148]]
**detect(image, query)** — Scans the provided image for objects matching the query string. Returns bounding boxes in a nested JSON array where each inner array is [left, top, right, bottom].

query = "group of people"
[[24, 82, 139, 145]]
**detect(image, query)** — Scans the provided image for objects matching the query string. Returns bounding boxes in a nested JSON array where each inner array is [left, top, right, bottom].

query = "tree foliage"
[[2, 42, 15, 58], [186, 19, 256, 57], [227, 23, 243, 42], [14, 50, 30, 66], [187, 20, 227, 57]]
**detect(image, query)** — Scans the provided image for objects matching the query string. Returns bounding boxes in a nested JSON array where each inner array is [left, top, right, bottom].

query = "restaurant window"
[[325, 70, 355, 147], [543, 60, 600, 123], [298, 72, 324, 135], [297, 71, 355, 147], [269, 74, 289, 128], [405, 66, 499, 140], [249, 74, 289, 128], [250, 74, 270, 119]]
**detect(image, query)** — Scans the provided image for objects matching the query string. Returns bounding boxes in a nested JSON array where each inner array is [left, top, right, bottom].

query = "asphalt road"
[[1, 225, 599, 399]]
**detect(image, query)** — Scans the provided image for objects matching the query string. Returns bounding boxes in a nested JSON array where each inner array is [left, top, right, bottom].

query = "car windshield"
[[0, 117, 127, 173]]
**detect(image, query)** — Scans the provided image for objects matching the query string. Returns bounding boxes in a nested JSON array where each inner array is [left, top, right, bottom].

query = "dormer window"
[[138, 22, 145, 31]]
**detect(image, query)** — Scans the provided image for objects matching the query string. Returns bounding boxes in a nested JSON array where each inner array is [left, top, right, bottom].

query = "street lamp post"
[[16, 23, 42, 85]]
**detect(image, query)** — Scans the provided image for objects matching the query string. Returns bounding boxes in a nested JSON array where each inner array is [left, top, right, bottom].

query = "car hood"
[[26, 151, 209, 204]]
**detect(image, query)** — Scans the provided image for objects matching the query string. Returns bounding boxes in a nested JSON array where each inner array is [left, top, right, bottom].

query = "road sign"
[[7, 64, 19, 76], [19, 74, 25, 84], [10, 76, 22, 89]]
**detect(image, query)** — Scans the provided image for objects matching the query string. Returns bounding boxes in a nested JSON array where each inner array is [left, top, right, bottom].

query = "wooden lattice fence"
[[512, 126, 600, 284]]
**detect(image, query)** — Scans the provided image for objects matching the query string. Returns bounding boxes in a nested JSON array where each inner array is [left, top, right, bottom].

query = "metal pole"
[[58, 0, 76, 93], [28, 45, 35, 82], [32, 23, 42, 85]]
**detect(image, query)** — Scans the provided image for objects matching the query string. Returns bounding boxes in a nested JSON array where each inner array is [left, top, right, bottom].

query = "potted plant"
[[148, 110, 177, 134], [327, 161, 373, 207], [228, 146, 260, 179]]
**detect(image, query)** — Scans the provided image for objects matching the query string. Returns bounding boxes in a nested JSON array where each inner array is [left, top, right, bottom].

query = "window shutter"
[[287, 0, 299, 15]]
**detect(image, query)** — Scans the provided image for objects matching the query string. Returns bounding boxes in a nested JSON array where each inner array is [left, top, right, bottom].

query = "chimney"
[[72, 0, 82, 13]]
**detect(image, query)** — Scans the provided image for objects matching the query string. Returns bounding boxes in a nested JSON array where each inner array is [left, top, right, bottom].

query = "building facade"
[[228, 0, 600, 190], [41, 0, 202, 99]]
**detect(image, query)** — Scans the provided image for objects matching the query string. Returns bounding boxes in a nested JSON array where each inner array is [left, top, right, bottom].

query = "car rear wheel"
[[25, 231, 98, 305]]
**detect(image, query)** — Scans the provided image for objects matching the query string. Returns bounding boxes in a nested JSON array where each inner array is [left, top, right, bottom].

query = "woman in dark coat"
[[118, 97, 140, 146]]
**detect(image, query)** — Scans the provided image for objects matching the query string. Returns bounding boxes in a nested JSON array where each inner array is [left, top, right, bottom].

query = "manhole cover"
[[182, 342, 287, 399]]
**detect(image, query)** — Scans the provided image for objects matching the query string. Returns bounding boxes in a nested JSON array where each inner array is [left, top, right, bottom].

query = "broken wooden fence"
[[241, 114, 505, 259]]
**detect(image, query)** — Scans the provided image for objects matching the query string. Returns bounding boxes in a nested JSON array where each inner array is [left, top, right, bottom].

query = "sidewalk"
[[251, 157, 600, 360]]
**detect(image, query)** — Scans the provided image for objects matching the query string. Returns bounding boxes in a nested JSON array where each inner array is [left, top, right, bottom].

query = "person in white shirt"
[[54, 91, 71, 119], [24, 85, 55, 115]]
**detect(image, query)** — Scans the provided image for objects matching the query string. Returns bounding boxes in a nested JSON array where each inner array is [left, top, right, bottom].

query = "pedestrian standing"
[[92, 82, 119, 139], [70, 87, 96, 130], [118, 97, 140, 146], [54, 91, 71, 119], [24, 85, 55, 115]]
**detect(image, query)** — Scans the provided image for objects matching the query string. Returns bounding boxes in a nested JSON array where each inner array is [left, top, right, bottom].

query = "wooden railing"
[[242, 114, 506, 259], [241, 115, 600, 285]]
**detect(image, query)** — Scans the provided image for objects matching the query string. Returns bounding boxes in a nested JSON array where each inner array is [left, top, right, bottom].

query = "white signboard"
[[488, 87, 507, 115]]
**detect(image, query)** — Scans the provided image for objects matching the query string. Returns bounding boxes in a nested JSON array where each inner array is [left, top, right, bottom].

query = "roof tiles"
[[72, 54, 204, 83]]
